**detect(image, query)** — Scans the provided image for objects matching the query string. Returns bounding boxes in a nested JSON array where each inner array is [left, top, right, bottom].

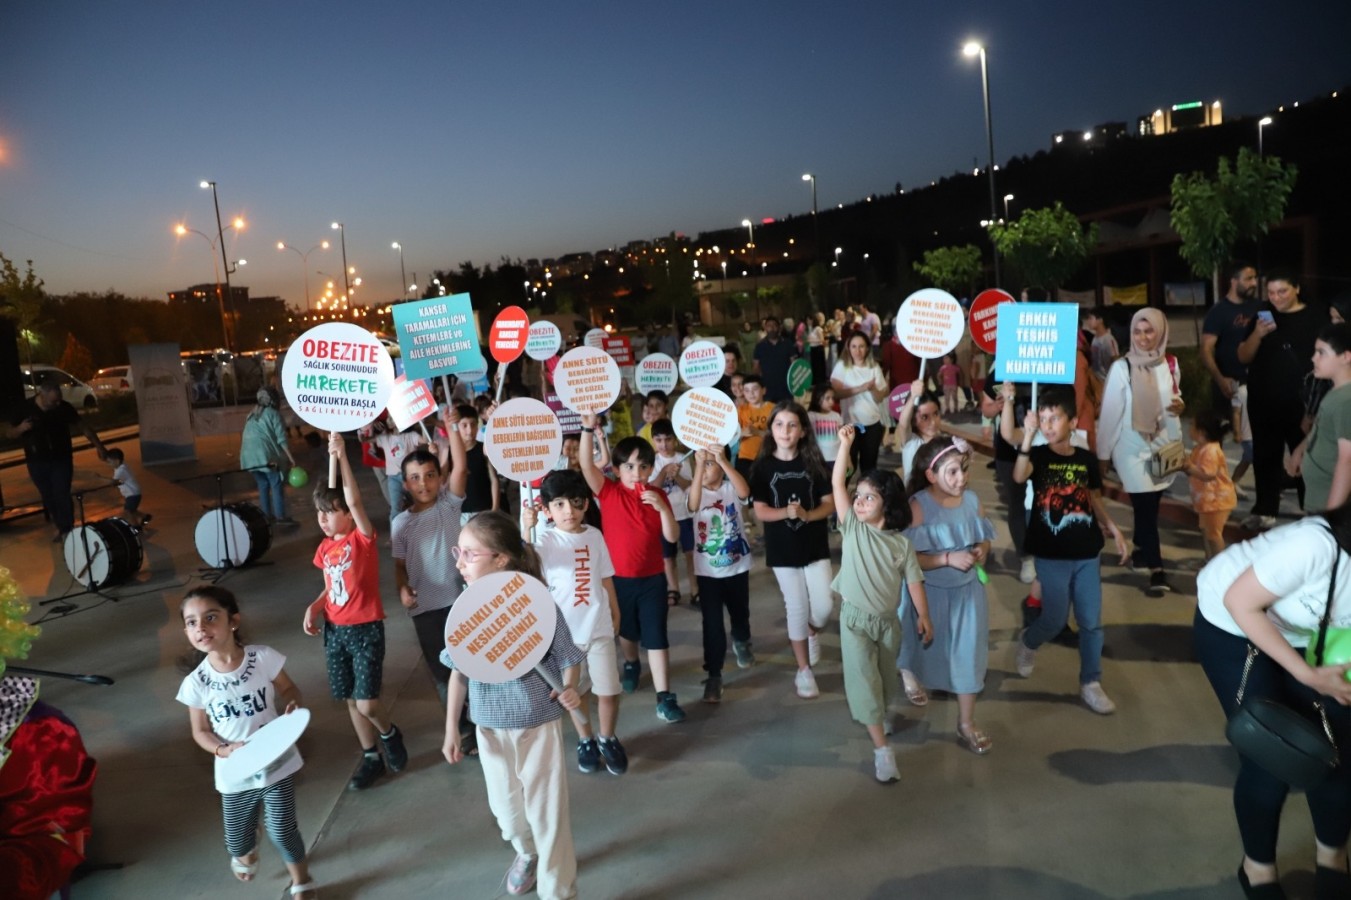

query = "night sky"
[[1, 1, 1347, 305]]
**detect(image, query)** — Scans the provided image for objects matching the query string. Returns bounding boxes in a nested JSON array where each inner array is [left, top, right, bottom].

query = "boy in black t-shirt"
[[455, 404, 499, 524], [1012, 388, 1128, 715]]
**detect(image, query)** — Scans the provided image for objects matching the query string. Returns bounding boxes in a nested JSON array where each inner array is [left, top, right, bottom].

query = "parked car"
[[20, 364, 98, 408], [90, 365, 134, 396]]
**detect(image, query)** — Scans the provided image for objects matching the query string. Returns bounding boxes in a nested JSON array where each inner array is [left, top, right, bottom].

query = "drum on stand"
[[195, 502, 272, 568], [63, 518, 144, 588]]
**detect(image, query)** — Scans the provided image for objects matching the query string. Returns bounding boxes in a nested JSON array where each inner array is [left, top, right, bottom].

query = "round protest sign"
[[218, 709, 310, 783], [280, 322, 394, 432], [969, 289, 1015, 354], [489, 306, 530, 364], [525, 320, 562, 361], [635, 352, 678, 394], [459, 353, 489, 383], [887, 384, 913, 420], [554, 346, 621, 413], [583, 328, 608, 350], [678, 340, 724, 388], [787, 358, 812, 399], [672, 387, 739, 449], [443, 570, 558, 684], [484, 397, 563, 483], [895, 288, 965, 360]]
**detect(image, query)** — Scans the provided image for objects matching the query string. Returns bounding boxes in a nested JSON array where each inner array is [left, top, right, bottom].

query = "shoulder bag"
[[1223, 528, 1341, 788], [1147, 356, 1185, 479]]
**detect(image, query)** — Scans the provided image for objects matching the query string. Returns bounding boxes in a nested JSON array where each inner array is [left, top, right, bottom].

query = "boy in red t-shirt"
[[578, 413, 684, 724], [303, 433, 408, 790]]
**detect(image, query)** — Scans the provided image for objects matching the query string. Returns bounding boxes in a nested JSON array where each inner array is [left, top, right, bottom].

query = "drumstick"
[[74, 543, 104, 582], [329, 432, 338, 489]]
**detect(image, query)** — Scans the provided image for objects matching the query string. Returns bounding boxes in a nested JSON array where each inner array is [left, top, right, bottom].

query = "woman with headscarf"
[[1097, 307, 1184, 596], [240, 387, 297, 525]]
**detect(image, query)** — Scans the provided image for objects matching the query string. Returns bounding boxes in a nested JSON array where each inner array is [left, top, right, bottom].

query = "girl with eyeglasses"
[[901, 436, 997, 755]]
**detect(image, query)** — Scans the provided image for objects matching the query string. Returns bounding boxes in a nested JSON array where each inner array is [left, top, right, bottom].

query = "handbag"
[[1148, 439, 1186, 480], [1224, 529, 1341, 788]]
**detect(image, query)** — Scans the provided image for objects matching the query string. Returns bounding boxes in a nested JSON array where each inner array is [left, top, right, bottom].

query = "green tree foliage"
[[987, 202, 1098, 293], [0, 252, 47, 366], [913, 244, 984, 296], [1170, 147, 1297, 288]]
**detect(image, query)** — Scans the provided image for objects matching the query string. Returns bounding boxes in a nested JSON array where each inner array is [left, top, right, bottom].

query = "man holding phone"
[[1200, 262, 1260, 413]]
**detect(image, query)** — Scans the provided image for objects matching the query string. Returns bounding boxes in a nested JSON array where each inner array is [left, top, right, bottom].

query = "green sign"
[[787, 358, 813, 399]]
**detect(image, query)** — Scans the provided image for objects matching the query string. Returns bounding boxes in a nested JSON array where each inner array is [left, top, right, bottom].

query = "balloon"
[[287, 466, 309, 488]]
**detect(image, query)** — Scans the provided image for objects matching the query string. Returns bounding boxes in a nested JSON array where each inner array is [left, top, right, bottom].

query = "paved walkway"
[[0, 429, 1324, 899]]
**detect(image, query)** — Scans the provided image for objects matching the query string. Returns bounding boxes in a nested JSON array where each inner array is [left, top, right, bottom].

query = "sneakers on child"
[[506, 853, 538, 895], [1019, 557, 1037, 584], [1147, 570, 1172, 596], [1014, 635, 1037, 678], [656, 691, 686, 723], [378, 724, 408, 773], [598, 736, 629, 775], [577, 738, 601, 774], [347, 750, 386, 791], [621, 660, 641, 694], [874, 746, 899, 783], [733, 640, 756, 669], [1080, 681, 1117, 715], [702, 676, 723, 704], [795, 667, 820, 699], [807, 633, 822, 666]]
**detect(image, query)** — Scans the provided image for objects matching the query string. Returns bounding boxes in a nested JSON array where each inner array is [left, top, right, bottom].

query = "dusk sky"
[[2, 1, 1347, 307]]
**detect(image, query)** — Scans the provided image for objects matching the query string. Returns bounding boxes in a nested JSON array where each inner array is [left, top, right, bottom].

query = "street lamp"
[[720, 260, 727, 292], [331, 222, 351, 302], [176, 214, 245, 350], [199, 180, 243, 350], [1258, 116, 1273, 156], [963, 40, 1001, 286], [1003, 193, 1014, 222], [742, 218, 760, 319], [801, 173, 820, 266], [392, 242, 409, 300], [277, 240, 329, 311]]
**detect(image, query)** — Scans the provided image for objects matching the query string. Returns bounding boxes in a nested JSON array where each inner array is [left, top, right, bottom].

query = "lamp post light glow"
[[277, 240, 329, 311], [1258, 116, 1273, 156], [392, 241, 409, 301], [801, 173, 820, 265], [963, 40, 1001, 286], [176, 204, 244, 351], [199, 180, 243, 350], [1003, 193, 1014, 221], [331, 222, 351, 301]]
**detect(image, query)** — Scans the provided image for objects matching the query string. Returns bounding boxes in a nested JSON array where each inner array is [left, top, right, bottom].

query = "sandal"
[[900, 672, 928, 707], [666, 590, 681, 607], [957, 724, 993, 756], [289, 882, 319, 898], [230, 855, 258, 882]]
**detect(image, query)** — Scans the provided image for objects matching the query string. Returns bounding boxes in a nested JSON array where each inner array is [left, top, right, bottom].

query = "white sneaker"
[[795, 667, 819, 699], [1019, 557, 1037, 584], [874, 746, 899, 782], [1014, 636, 1036, 678], [1241, 514, 1277, 531], [807, 633, 822, 666], [1080, 681, 1117, 715]]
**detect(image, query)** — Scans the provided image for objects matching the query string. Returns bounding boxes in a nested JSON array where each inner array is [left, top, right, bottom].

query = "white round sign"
[[458, 352, 489, 383], [583, 328, 608, 350], [635, 352, 678, 394], [671, 387, 739, 449], [218, 708, 310, 783], [678, 340, 724, 389], [553, 346, 621, 413], [525, 320, 563, 361], [443, 570, 558, 684], [280, 322, 394, 432], [485, 397, 563, 483], [894, 288, 965, 360]]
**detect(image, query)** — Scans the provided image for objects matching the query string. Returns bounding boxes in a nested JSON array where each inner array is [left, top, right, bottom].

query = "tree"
[[913, 244, 984, 296], [1170, 146, 1297, 297], [0, 252, 47, 366], [987, 202, 1098, 296], [57, 333, 94, 381]]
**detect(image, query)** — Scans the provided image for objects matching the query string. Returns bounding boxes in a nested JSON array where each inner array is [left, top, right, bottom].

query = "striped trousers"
[[221, 776, 306, 863]]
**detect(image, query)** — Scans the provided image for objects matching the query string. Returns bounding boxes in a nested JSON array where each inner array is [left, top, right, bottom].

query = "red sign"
[[968, 289, 1016, 354], [488, 306, 530, 364], [386, 375, 437, 433], [601, 335, 633, 367]]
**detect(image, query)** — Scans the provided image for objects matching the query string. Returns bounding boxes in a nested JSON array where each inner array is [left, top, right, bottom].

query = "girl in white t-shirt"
[[176, 586, 316, 899], [808, 384, 843, 464], [830, 332, 889, 477], [891, 379, 945, 482]]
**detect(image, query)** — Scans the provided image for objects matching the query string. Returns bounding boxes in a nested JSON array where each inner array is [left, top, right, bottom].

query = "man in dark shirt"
[[753, 317, 797, 403], [7, 379, 108, 540], [1200, 262, 1259, 411]]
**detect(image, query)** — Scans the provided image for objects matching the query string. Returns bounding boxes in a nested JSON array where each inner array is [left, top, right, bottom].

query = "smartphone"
[[1257, 310, 1275, 327]]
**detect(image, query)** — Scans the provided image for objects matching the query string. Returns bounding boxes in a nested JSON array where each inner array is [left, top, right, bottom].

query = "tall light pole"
[[1003, 193, 1014, 222], [801, 173, 820, 267], [277, 240, 328, 311], [1258, 116, 1273, 156], [176, 219, 245, 350], [392, 241, 409, 301], [742, 218, 760, 320], [331, 222, 351, 302], [963, 41, 1001, 287], [200, 180, 242, 350]]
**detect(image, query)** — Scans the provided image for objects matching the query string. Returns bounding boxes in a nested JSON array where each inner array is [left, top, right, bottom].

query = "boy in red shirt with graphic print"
[[303, 433, 408, 790]]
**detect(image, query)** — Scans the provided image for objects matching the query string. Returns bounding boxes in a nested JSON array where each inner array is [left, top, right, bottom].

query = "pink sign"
[[386, 375, 437, 433]]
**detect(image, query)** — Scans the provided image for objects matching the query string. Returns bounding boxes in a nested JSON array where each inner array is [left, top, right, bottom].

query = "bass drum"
[[195, 502, 272, 568], [64, 518, 144, 588]]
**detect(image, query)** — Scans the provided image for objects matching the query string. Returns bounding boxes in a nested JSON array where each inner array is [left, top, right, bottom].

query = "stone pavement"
[[0, 429, 1328, 899]]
